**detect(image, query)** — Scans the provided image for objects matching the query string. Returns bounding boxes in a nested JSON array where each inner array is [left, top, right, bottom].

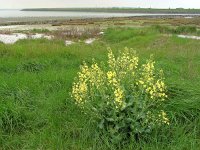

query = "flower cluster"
[[139, 59, 167, 100], [147, 110, 170, 125], [107, 71, 124, 107], [160, 110, 170, 125], [71, 48, 169, 142], [108, 47, 139, 79], [72, 63, 89, 105]]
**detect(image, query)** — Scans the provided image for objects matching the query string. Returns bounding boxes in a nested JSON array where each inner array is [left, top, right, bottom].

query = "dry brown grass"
[[52, 26, 101, 39]]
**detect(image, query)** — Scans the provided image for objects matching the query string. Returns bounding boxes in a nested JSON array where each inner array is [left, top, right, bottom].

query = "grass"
[[29, 29, 50, 33], [153, 25, 198, 35], [0, 26, 200, 149]]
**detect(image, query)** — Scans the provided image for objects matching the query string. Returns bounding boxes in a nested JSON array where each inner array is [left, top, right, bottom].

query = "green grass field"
[[0, 26, 200, 149]]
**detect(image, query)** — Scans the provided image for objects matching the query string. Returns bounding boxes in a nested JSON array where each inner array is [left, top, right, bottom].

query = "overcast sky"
[[1, 0, 200, 9]]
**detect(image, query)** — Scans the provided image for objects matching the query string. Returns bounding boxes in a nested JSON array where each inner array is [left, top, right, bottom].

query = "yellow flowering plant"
[[71, 47, 169, 144]]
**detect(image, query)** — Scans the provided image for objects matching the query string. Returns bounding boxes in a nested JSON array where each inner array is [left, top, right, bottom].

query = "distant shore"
[[0, 17, 71, 26], [1, 8, 200, 26], [1, 15, 200, 26], [21, 8, 200, 14]]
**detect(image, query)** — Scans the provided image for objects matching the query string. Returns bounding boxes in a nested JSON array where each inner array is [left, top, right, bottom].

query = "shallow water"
[[0, 33, 26, 44], [0, 24, 57, 31], [0, 25, 26, 29], [178, 35, 200, 40], [1, 9, 200, 18], [65, 40, 74, 46], [0, 33, 53, 44], [0, 9, 146, 18], [85, 38, 96, 44]]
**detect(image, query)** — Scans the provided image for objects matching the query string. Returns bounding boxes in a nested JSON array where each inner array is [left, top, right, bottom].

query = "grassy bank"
[[0, 26, 200, 149]]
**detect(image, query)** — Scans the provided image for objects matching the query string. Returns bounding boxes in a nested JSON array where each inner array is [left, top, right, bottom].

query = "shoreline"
[[1, 15, 200, 26], [21, 8, 200, 14]]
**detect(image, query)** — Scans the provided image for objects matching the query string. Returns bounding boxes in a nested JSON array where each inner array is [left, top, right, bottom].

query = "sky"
[[0, 0, 200, 9]]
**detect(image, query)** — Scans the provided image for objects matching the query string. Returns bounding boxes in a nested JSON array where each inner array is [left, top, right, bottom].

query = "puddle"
[[0, 33, 53, 44], [184, 17, 193, 19], [98, 31, 104, 35], [0, 33, 27, 44], [30, 34, 53, 40], [0, 25, 26, 30], [65, 40, 74, 46], [85, 38, 96, 44], [178, 35, 200, 40]]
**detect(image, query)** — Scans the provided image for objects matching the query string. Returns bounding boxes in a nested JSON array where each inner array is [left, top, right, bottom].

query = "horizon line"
[[1, 7, 200, 10]]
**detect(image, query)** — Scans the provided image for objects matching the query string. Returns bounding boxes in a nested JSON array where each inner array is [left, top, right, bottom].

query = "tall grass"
[[153, 25, 198, 35], [0, 27, 200, 149]]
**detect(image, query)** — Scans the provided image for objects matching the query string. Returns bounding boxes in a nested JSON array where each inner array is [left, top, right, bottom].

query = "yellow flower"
[[71, 47, 168, 129], [139, 80, 144, 85], [114, 88, 124, 107], [107, 71, 116, 80], [160, 110, 170, 125], [79, 82, 87, 93], [108, 48, 116, 70]]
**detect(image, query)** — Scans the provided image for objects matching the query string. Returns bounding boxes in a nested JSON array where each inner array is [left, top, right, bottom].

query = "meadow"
[[0, 25, 200, 149]]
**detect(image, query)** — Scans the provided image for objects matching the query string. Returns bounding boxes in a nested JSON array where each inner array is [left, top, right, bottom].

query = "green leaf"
[[106, 117, 115, 122]]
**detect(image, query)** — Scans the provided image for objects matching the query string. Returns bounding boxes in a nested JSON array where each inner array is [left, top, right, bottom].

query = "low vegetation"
[[153, 25, 198, 35], [0, 26, 200, 149], [72, 48, 169, 145]]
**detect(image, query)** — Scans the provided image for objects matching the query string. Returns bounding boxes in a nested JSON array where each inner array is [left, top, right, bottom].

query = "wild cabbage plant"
[[71, 48, 169, 144]]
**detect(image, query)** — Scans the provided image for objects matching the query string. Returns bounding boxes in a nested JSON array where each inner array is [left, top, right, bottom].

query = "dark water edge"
[[21, 8, 200, 14], [1, 9, 200, 26]]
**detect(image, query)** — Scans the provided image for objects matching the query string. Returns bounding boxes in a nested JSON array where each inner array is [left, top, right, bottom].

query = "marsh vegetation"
[[0, 17, 200, 149]]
